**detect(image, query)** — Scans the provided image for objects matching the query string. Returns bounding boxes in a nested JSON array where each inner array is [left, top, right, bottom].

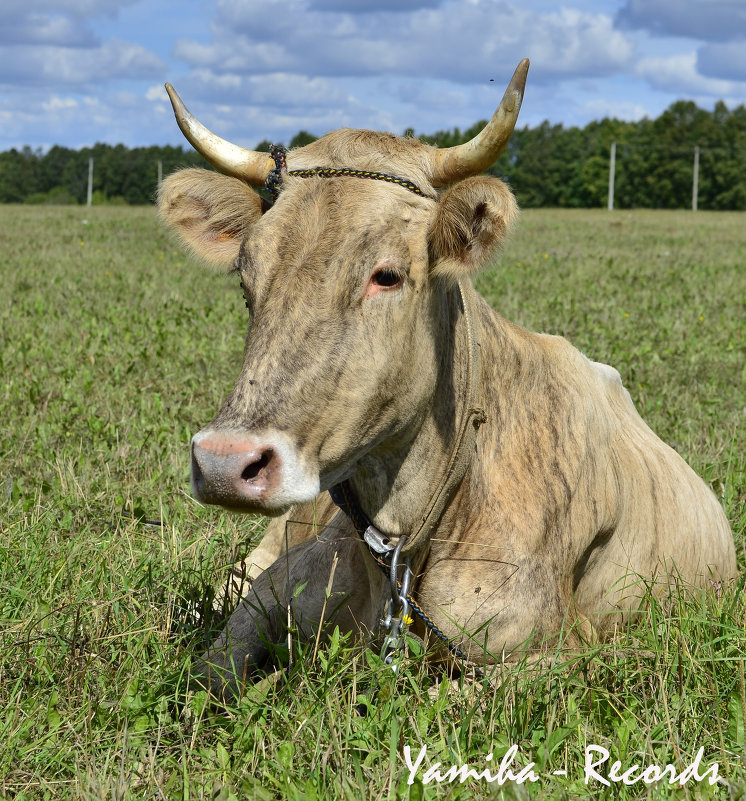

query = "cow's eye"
[[370, 268, 402, 288]]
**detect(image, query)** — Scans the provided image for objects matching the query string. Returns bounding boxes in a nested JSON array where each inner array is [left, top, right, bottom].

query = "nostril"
[[241, 449, 273, 482]]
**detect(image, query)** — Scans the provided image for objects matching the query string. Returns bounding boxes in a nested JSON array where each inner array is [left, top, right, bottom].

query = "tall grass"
[[0, 205, 744, 799]]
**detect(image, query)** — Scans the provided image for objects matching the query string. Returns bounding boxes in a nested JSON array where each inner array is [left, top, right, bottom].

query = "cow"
[[158, 60, 736, 698]]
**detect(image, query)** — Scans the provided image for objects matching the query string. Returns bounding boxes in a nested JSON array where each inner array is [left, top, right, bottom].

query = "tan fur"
[[158, 168, 264, 267], [158, 127, 736, 698], [429, 176, 519, 280]]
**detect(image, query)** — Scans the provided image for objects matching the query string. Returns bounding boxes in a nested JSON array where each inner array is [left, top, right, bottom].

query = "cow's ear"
[[428, 176, 518, 280], [158, 168, 265, 268]]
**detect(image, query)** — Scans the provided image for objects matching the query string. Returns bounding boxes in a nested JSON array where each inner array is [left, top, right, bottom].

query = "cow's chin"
[[221, 500, 292, 517], [190, 472, 320, 516]]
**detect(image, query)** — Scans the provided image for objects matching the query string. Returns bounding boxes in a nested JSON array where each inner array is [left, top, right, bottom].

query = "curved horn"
[[430, 58, 529, 186], [164, 83, 273, 186]]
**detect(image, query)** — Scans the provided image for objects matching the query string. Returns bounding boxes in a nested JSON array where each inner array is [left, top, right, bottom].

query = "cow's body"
[[158, 63, 736, 697], [202, 287, 734, 693]]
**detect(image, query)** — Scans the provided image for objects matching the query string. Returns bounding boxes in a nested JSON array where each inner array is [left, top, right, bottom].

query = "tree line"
[[1, 99, 745, 209]]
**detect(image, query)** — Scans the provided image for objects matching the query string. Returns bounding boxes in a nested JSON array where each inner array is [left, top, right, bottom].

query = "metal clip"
[[363, 525, 396, 556], [379, 535, 412, 671], [389, 535, 410, 605]]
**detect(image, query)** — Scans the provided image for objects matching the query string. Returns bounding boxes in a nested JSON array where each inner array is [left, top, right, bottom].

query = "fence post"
[[607, 141, 616, 211], [692, 146, 700, 211], [157, 159, 163, 193], [86, 157, 93, 207]]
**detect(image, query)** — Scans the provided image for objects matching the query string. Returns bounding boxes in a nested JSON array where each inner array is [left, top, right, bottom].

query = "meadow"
[[0, 203, 744, 800]]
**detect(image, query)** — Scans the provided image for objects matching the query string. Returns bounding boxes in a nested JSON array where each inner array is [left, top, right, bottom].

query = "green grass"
[[0, 205, 744, 800]]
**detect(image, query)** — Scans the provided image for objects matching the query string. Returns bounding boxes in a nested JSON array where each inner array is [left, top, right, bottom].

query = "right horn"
[[165, 83, 274, 186], [429, 58, 529, 186]]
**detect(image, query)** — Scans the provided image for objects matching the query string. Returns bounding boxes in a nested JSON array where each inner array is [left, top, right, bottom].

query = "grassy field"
[[0, 203, 744, 800]]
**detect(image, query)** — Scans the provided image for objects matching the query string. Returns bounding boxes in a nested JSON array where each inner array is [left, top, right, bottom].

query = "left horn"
[[165, 83, 274, 186], [429, 58, 529, 186]]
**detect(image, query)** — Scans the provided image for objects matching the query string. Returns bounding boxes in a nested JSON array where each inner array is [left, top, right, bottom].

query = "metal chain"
[[331, 481, 488, 679], [379, 536, 412, 670]]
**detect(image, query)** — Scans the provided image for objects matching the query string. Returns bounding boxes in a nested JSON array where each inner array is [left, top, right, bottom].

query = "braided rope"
[[265, 144, 287, 200], [288, 167, 432, 198], [263, 143, 433, 200]]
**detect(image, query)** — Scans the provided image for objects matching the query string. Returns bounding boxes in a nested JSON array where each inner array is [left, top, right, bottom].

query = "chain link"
[[379, 536, 412, 670]]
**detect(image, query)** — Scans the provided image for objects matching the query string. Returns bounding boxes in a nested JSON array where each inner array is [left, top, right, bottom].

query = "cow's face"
[[160, 143, 517, 514]]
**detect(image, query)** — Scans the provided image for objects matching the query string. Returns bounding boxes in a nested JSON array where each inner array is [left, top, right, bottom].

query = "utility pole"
[[607, 141, 616, 211], [86, 157, 93, 207], [692, 146, 700, 211]]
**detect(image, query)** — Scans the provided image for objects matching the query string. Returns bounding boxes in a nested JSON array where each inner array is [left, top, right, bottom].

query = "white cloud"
[[309, 0, 443, 10], [0, 85, 179, 150], [636, 51, 746, 97], [580, 98, 649, 122], [1, 0, 741, 152], [0, 39, 165, 88], [0, 0, 139, 18], [43, 95, 79, 111], [0, 13, 99, 47], [615, 0, 746, 42], [182, 70, 351, 109], [173, 1, 634, 85], [146, 84, 166, 101], [161, 1, 643, 147]]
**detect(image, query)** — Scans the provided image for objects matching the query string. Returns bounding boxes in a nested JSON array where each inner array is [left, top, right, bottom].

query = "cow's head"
[[159, 60, 527, 515]]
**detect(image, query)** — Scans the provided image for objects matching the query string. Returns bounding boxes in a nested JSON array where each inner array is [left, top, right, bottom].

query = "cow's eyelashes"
[[370, 267, 403, 289]]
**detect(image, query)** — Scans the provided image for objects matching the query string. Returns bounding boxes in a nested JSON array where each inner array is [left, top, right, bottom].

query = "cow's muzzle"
[[190, 429, 319, 512]]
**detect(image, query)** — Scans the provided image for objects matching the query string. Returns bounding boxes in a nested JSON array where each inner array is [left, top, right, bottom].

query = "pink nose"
[[191, 432, 281, 509]]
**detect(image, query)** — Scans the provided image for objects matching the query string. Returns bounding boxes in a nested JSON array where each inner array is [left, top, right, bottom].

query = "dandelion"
[[624, 312, 630, 318], [542, 253, 549, 259], [80, 241, 85, 246], [698, 315, 704, 322]]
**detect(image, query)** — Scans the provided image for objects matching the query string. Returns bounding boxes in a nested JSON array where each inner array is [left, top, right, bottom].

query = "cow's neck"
[[350, 280, 482, 544]]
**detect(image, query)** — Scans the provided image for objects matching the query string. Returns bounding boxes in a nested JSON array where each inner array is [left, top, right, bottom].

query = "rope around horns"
[[265, 144, 434, 200]]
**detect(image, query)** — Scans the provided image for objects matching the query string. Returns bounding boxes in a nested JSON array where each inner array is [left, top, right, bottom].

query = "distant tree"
[[289, 130, 317, 149], [2, 101, 746, 208], [0, 147, 38, 202]]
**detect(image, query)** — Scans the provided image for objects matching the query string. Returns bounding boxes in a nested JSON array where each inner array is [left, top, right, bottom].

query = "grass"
[[0, 204, 744, 800]]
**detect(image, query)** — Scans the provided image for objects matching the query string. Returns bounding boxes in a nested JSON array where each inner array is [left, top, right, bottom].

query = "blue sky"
[[1, 0, 745, 152]]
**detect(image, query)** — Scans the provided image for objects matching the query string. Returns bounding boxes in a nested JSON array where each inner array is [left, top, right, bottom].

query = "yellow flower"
[[698, 315, 704, 322], [403, 614, 414, 626]]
